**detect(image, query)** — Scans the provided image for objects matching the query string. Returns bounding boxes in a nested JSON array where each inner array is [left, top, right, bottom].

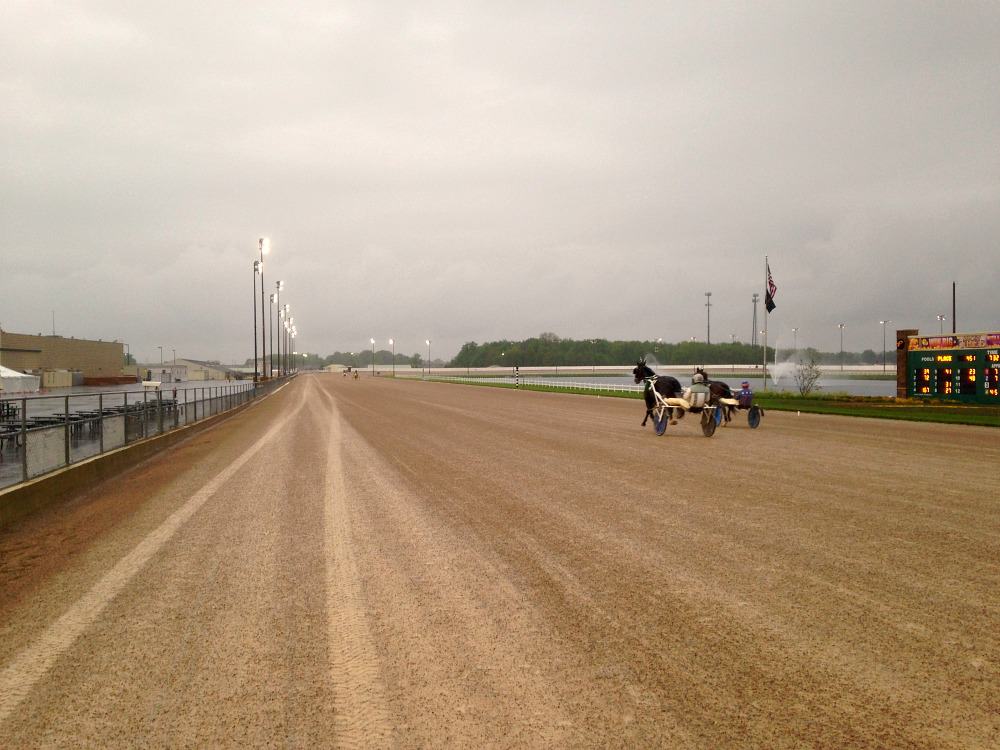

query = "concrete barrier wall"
[[0, 378, 286, 527], [26, 428, 65, 479], [104, 415, 125, 450], [0, 395, 255, 529]]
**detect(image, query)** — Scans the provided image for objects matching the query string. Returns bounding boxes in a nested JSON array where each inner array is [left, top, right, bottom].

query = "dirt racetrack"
[[0, 373, 997, 748]]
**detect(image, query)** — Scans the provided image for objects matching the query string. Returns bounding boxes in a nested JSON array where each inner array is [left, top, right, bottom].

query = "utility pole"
[[704, 292, 712, 344], [838, 323, 846, 371]]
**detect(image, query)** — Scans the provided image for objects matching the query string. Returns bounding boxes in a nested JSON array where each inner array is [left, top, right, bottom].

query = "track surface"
[[0, 374, 996, 748]]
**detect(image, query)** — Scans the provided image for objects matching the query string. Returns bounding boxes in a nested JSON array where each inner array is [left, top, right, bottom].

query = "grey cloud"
[[2, 2, 998, 362]]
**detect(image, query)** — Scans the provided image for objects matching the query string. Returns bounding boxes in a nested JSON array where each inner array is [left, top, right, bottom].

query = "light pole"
[[172, 348, 176, 364], [389, 338, 395, 377], [590, 339, 596, 374], [730, 333, 736, 344], [880, 320, 891, 372], [751, 293, 759, 346], [278, 307, 285, 375], [792, 327, 799, 353], [370, 338, 376, 376], [283, 305, 290, 373], [158, 346, 163, 365], [838, 323, 846, 371], [425, 339, 431, 376], [258, 238, 269, 379], [281, 318, 285, 372], [655, 337, 662, 353], [252, 260, 260, 382], [275, 280, 284, 375], [268, 293, 276, 378], [705, 291, 712, 344], [937, 314, 946, 335]]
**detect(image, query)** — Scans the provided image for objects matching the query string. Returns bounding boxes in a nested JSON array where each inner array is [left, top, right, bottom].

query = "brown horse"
[[694, 367, 735, 423]]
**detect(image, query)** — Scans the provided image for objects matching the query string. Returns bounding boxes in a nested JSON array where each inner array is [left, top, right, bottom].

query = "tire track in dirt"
[[315, 381, 393, 748]]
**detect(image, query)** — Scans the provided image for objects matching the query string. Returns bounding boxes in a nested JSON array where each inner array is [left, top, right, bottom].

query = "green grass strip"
[[423, 378, 999, 427]]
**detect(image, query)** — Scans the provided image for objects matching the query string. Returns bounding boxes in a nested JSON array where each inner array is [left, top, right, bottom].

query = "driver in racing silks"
[[672, 372, 712, 424]]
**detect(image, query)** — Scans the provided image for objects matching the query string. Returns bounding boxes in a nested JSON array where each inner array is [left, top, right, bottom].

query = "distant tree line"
[[323, 350, 426, 368], [451, 334, 888, 368], [450, 333, 772, 367], [244, 336, 888, 370], [244, 351, 431, 369]]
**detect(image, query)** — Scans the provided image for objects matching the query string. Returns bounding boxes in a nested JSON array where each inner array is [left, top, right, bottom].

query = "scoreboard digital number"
[[907, 333, 1000, 404], [987, 366, 1000, 398]]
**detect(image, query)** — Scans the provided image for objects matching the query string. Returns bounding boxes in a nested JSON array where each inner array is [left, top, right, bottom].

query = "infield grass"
[[423, 378, 1000, 427]]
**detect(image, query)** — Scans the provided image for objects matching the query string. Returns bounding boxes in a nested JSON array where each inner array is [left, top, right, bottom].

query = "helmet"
[[692, 373, 704, 384], [741, 380, 750, 387]]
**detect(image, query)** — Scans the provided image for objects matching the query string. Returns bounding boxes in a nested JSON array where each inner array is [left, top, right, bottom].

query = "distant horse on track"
[[633, 359, 682, 427]]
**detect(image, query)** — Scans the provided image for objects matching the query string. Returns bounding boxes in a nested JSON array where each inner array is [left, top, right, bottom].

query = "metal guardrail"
[[0, 379, 285, 490]]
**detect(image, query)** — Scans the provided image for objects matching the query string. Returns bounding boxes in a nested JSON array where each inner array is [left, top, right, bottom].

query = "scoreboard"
[[906, 332, 1000, 404]]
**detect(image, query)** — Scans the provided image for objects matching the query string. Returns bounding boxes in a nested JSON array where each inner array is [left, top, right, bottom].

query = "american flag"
[[765, 261, 777, 312]]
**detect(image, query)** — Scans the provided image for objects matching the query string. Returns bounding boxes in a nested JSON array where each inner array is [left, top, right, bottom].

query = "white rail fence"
[[422, 375, 644, 394]]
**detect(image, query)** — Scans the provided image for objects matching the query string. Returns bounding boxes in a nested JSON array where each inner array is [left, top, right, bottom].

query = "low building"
[[175, 359, 243, 381], [0, 330, 124, 379], [41, 370, 85, 388], [131, 364, 188, 383]]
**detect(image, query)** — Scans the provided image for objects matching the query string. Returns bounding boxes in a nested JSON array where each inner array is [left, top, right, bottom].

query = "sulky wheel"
[[748, 405, 762, 429], [654, 408, 669, 436], [701, 409, 717, 437]]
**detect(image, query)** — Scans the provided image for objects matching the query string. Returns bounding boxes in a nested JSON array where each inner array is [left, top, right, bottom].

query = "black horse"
[[694, 367, 735, 423], [633, 359, 682, 427]]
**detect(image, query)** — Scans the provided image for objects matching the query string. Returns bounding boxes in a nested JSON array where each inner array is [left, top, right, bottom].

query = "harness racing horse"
[[633, 359, 682, 427], [694, 367, 736, 423]]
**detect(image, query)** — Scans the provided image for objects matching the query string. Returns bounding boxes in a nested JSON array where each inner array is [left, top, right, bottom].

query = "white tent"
[[0, 365, 40, 394]]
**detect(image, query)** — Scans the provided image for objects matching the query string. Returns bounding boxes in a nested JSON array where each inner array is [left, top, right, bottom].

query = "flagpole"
[[763, 254, 768, 387]]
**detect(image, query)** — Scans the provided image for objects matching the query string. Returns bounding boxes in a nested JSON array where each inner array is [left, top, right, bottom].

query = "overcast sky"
[[2, 1, 998, 363]]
